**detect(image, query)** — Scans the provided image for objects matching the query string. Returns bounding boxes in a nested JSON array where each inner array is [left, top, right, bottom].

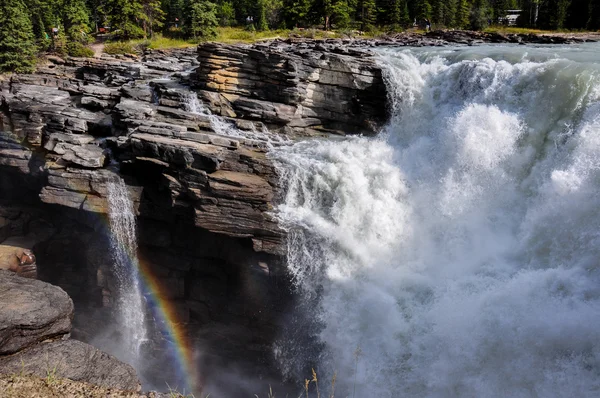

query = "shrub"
[[66, 42, 94, 57], [104, 41, 137, 55]]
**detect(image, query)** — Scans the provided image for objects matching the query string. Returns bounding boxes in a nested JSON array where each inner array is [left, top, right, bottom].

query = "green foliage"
[[258, 0, 270, 30], [217, 1, 236, 26], [0, 0, 37, 73], [66, 41, 95, 56], [454, 0, 471, 28], [415, 0, 432, 21], [0, 0, 599, 77], [102, 0, 145, 39], [590, 0, 600, 29], [331, 0, 351, 28], [63, 0, 90, 42], [470, 0, 490, 30], [264, 0, 285, 28], [540, 0, 570, 29], [185, 0, 219, 40], [283, 0, 312, 27], [104, 41, 137, 54], [359, 0, 378, 30]]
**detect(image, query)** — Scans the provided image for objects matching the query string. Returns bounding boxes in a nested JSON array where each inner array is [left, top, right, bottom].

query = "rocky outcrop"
[[0, 48, 294, 255], [194, 41, 388, 136], [0, 270, 140, 391], [0, 43, 387, 257], [0, 44, 389, 391], [0, 270, 72, 354], [0, 340, 139, 392]]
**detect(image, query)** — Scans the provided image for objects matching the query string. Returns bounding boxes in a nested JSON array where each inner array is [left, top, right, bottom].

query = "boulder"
[[0, 340, 140, 392], [0, 270, 73, 355]]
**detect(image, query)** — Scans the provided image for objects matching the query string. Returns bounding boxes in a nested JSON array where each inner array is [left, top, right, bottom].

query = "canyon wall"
[[0, 42, 388, 387]]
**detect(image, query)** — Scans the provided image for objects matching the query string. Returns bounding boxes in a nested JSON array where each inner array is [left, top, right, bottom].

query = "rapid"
[[270, 43, 600, 397]]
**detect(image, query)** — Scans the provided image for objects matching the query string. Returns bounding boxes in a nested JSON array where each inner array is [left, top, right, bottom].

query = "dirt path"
[[90, 43, 105, 58]]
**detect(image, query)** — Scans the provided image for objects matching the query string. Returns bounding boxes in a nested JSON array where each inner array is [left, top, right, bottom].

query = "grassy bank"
[[100, 26, 599, 56], [103, 27, 371, 55]]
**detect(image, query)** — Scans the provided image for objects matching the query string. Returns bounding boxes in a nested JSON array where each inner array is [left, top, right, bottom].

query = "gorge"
[[1, 38, 600, 397]]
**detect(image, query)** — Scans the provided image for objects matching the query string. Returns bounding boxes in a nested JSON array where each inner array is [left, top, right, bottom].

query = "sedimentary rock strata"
[[0, 44, 388, 388], [194, 41, 388, 136]]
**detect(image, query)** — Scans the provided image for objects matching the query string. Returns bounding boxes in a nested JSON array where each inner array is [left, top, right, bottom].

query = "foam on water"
[[272, 44, 600, 397]]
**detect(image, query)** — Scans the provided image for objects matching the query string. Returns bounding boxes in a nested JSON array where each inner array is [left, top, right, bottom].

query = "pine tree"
[[283, 0, 312, 27], [359, 0, 377, 30], [216, 1, 236, 26], [400, 0, 410, 26], [331, 0, 351, 28], [102, 0, 145, 39], [590, 0, 600, 29], [443, 0, 457, 26], [258, 0, 269, 30], [141, 0, 165, 37], [470, 0, 489, 29], [415, 0, 432, 21], [454, 0, 470, 28], [185, 0, 218, 40], [431, 0, 445, 24], [0, 0, 37, 73], [64, 0, 91, 42], [390, 0, 410, 27]]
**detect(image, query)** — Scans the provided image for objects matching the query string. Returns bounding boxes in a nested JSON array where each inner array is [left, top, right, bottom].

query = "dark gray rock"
[[0, 339, 140, 392], [0, 270, 73, 355]]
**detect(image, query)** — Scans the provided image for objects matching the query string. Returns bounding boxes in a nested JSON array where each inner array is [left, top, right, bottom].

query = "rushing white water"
[[107, 177, 148, 366], [272, 44, 600, 398]]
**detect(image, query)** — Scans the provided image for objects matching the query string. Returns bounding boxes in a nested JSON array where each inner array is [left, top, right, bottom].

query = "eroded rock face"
[[194, 41, 388, 136], [0, 270, 73, 355]]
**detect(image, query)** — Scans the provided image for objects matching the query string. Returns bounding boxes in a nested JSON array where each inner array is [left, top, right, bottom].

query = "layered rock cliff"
[[193, 41, 387, 136], [0, 42, 389, 389]]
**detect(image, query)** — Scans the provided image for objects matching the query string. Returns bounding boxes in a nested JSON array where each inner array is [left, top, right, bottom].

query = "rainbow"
[[95, 199, 200, 395], [137, 256, 199, 394]]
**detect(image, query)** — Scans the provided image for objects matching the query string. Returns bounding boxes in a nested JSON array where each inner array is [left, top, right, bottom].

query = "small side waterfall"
[[106, 176, 148, 366], [182, 92, 289, 145]]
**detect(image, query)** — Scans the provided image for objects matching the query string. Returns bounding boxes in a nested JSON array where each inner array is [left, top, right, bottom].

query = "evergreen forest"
[[1, 0, 600, 72]]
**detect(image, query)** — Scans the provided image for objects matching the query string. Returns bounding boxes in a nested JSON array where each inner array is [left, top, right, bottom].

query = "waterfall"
[[107, 176, 148, 366], [272, 44, 600, 397]]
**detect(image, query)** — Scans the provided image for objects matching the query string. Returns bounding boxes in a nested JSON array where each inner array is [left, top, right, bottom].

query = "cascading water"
[[107, 176, 148, 367], [182, 92, 290, 146], [271, 44, 600, 398]]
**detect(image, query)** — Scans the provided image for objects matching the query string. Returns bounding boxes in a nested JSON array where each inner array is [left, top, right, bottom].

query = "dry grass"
[[485, 26, 559, 35], [215, 27, 292, 43], [0, 375, 142, 398]]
